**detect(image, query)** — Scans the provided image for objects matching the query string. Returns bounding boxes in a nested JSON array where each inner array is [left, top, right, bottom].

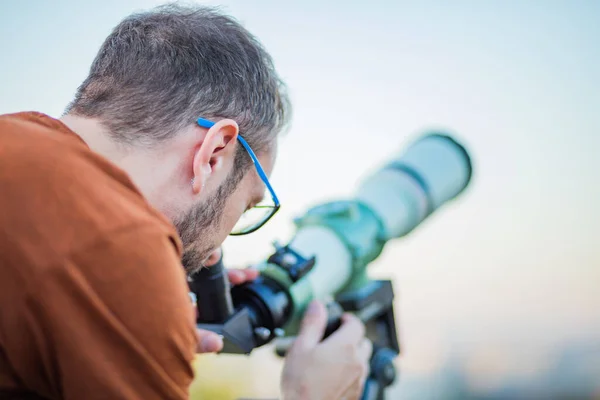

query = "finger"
[[241, 268, 260, 281], [196, 329, 224, 353], [339, 341, 371, 400], [340, 382, 362, 400], [322, 312, 365, 346], [227, 268, 260, 285], [358, 338, 373, 364], [291, 301, 327, 352], [354, 339, 373, 398], [227, 269, 246, 285]]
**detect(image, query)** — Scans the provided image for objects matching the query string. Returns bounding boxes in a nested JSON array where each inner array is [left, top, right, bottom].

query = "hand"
[[280, 301, 372, 400], [195, 247, 259, 353]]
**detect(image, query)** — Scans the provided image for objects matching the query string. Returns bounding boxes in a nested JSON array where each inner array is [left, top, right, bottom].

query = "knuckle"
[[360, 361, 369, 377], [362, 339, 373, 357], [343, 343, 355, 354], [350, 362, 363, 379], [344, 313, 361, 326]]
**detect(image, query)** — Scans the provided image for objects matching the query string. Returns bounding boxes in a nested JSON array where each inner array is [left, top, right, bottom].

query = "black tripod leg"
[[360, 346, 398, 400], [361, 377, 383, 400]]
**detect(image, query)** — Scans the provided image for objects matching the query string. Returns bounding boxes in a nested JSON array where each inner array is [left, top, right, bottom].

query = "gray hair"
[[65, 3, 291, 159]]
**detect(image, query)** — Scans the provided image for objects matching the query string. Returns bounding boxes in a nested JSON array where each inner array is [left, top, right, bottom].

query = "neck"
[[59, 114, 172, 207], [60, 114, 128, 162]]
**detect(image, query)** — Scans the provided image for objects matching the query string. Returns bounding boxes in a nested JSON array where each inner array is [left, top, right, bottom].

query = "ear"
[[192, 118, 239, 194]]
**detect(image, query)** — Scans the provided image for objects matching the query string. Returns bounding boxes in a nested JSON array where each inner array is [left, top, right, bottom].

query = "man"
[[0, 3, 372, 400]]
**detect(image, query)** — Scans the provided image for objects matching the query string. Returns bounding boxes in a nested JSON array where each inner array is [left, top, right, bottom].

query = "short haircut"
[[65, 3, 291, 163]]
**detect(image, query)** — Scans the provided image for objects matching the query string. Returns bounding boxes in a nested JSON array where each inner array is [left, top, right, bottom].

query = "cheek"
[[218, 190, 249, 236]]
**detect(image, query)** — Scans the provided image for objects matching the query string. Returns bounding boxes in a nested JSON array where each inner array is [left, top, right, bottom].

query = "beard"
[[174, 171, 242, 274]]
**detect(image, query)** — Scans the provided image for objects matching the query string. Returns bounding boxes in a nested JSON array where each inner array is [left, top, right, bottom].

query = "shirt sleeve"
[[6, 224, 198, 400]]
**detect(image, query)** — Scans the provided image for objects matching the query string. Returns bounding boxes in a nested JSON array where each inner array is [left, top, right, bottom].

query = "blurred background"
[[1, 0, 599, 398]]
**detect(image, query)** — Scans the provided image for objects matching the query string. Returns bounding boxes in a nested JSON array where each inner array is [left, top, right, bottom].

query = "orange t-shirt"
[[0, 112, 198, 399]]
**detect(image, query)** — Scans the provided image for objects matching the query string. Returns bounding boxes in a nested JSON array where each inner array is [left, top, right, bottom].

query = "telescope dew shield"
[[355, 133, 473, 240]]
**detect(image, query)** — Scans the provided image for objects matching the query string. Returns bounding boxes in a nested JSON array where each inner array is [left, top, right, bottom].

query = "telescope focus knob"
[[371, 348, 397, 387]]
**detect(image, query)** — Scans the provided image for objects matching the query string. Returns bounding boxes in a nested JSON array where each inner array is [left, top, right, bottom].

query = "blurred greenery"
[[190, 350, 283, 400]]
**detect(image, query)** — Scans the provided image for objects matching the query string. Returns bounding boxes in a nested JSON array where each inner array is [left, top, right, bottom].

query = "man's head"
[[63, 4, 291, 272]]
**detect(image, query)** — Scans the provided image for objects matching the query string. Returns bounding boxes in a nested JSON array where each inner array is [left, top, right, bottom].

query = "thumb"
[[196, 329, 224, 353], [292, 301, 327, 352]]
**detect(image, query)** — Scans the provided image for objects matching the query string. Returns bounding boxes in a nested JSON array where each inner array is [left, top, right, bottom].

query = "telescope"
[[189, 132, 473, 400]]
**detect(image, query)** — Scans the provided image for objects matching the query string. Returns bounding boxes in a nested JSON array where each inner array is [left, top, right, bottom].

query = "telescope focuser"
[[267, 242, 316, 283], [190, 244, 337, 354]]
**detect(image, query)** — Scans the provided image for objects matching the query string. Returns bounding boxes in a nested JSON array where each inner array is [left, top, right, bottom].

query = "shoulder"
[[0, 113, 196, 397], [0, 112, 182, 272]]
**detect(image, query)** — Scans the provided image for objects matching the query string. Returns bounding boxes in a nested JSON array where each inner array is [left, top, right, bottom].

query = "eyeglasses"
[[197, 118, 280, 235]]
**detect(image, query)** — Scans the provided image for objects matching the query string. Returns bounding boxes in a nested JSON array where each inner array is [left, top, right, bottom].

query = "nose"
[[204, 247, 223, 267]]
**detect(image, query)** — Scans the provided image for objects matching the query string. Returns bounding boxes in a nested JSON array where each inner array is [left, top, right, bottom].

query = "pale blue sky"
[[1, 1, 599, 397]]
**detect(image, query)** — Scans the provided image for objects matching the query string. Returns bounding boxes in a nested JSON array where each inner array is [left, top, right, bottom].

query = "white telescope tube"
[[356, 134, 472, 240], [288, 133, 472, 299], [289, 226, 353, 300]]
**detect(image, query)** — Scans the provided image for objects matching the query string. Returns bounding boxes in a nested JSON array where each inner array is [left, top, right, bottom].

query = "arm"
[[6, 225, 198, 400]]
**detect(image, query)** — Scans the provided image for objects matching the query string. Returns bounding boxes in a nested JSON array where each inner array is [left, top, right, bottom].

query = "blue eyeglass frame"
[[197, 117, 280, 235]]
